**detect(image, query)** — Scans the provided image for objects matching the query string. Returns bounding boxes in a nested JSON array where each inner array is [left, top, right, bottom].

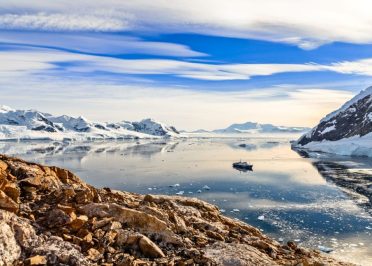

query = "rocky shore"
[[0, 154, 352, 265]]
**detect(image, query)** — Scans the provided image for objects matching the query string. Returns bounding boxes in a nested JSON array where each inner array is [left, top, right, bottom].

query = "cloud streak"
[[2, 47, 372, 81], [0, 76, 354, 130], [0, 31, 206, 57], [0, 0, 371, 48]]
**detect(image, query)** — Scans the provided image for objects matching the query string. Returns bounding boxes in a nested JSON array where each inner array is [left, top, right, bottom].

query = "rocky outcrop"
[[0, 154, 352, 265], [296, 86, 372, 146]]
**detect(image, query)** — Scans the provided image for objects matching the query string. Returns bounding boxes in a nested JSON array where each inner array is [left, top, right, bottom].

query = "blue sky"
[[0, 0, 372, 130]]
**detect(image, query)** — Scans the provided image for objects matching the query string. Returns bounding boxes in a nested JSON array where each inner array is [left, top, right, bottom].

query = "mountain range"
[[0, 106, 180, 141], [204, 122, 309, 134]]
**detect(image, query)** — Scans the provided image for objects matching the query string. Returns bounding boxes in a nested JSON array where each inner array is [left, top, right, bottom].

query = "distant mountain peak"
[[213, 121, 309, 134], [0, 106, 181, 141], [0, 105, 14, 113]]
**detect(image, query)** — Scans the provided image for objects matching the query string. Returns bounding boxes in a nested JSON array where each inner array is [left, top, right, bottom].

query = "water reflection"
[[294, 148, 372, 214], [0, 138, 371, 265]]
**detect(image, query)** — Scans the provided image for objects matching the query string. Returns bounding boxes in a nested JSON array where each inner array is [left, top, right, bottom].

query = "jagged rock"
[[86, 248, 102, 262], [80, 203, 168, 234], [0, 155, 353, 266], [70, 215, 89, 230], [138, 235, 165, 258], [0, 190, 18, 212], [0, 220, 21, 265], [204, 242, 279, 266], [24, 255, 47, 265], [45, 208, 72, 228], [31, 236, 89, 265]]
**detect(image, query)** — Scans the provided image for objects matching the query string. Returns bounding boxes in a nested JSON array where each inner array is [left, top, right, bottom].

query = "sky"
[[1, 0, 372, 130]]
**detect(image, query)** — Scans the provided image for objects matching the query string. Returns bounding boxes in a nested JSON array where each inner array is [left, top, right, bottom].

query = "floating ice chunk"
[[220, 209, 226, 213], [188, 191, 193, 194], [147, 188, 153, 191], [197, 190, 202, 193], [175, 191, 184, 195], [232, 209, 240, 212], [278, 237, 284, 242], [202, 185, 211, 190], [318, 245, 333, 253], [257, 215, 265, 221], [294, 239, 301, 242], [169, 183, 180, 187], [365, 226, 372, 230]]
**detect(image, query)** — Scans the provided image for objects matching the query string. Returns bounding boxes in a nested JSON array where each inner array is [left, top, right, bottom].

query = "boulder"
[[0, 190, 18, 213], [138, 236, 165, 258], [24, 255, 47, 265]]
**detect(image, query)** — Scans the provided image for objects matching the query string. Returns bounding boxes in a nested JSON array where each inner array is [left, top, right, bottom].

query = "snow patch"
[[319, 125, 335, 135]]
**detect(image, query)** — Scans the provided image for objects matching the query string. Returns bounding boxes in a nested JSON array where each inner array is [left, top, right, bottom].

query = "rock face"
[[0, 106, 180, 140], [294, 86, 372, 156], [0, 154, 351, 266]]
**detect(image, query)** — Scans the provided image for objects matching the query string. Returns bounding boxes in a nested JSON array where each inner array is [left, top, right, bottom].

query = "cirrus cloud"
[[0, 0, 371, 49], [2, 47, 372, 81]]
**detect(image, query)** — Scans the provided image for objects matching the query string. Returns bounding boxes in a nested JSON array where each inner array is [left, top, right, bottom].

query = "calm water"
[[1, 137, 371, 265]]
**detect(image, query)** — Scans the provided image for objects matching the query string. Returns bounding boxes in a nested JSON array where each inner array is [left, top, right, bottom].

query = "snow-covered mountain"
[[0, 106, 181, 141], [294, 86, 372, 157], [213, 122, 309, 134]]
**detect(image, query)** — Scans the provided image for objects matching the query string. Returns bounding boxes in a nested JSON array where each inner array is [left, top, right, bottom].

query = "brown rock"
[[0, 160, 8, 171], [69, 215, 88, 230], [75, 189, 95, 204], [81, 203, 168, 234], [3, 183, 20, 203], [0, 190, 18, 212], [45, 208, 72, 228], [94, 228, 105, 239], [83, 232, 93, 243], [57, 204, 75, 214], [138, 236, 165, 258], [287, 241, 297, 250], [206, 230, 225, 241], [103, 221, 122, 231], [87, 248, 102, 262], [92, 217, 114, 230], [104, 230, 118, 244], [24, 255, 47, 265]]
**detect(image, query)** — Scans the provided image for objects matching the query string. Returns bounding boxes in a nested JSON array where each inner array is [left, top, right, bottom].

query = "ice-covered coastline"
[[0, 105, 182, 141], [296, 133, 372, 157], [294, 86, 372, 157]]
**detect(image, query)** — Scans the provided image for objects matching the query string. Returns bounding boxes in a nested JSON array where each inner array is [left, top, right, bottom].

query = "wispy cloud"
[[0, 31, 206, 57], [2, 47, 372, 81], [0, 12, 131, 31], [0, 0, 371, 49], [0, 75, 354, 130]]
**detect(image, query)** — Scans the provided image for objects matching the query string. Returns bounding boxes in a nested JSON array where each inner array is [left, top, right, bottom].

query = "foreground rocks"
[[0, 154, 352, 265]]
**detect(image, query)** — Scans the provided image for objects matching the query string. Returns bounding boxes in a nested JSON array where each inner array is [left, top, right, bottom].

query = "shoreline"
[[0, 154, 353, 265]]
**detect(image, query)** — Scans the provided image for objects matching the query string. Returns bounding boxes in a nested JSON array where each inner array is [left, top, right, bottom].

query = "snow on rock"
[[0, 106, 181, 141], [213, 121, 309, 134], [132, 118, 179, 137], [294, 86, 372, 157]]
